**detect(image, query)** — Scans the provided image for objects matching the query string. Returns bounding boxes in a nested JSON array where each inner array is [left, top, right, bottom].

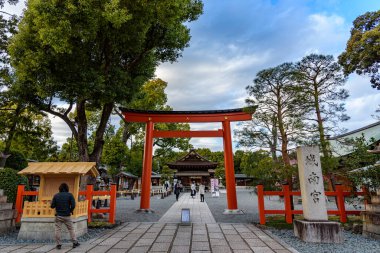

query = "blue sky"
[[4, 1, 380, 151]]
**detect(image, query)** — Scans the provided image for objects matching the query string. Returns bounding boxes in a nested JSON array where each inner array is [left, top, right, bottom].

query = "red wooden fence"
[[15, 183, 117, 224], [257, 184, 367, 225]]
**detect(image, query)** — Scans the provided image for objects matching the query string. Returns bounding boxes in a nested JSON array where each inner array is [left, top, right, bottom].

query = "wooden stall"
[[16, 162, 99, 240]]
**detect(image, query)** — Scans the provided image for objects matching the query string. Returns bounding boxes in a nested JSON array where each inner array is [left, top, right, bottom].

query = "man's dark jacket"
[[51, 192, 76, 216]]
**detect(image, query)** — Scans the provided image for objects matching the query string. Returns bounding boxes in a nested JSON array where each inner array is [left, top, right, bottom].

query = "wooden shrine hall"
[[121, 107, 254, 213], [167, 149, 218, 188]]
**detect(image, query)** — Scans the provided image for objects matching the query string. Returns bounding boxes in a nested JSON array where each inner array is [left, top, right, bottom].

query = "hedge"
[[0, 168, 28, 204]]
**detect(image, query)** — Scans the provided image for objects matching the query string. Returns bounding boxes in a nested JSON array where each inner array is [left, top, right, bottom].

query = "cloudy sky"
[[4, 0, 380, 151]]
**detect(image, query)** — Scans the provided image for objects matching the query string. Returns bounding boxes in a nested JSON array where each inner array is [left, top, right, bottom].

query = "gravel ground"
[[0, 227, 108, 245], [268, 228, 380, 253], [115, 194, 176, 222]]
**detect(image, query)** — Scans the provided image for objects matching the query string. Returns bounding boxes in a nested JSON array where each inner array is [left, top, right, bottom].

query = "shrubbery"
[[5, 151, 28, 171], [0, 168, 28, 204]]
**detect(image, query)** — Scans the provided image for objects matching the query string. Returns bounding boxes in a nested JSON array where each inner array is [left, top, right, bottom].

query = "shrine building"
[[167, 149, 217, 188]]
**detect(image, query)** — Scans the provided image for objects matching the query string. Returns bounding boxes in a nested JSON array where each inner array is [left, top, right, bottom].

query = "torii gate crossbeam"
[[120, 108, 254, 212]]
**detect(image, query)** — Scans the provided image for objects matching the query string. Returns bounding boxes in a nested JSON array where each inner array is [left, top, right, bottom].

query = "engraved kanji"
[[310, 190, 322, 203], [308, 172, 320, 185], [305, 154, 319, 167]]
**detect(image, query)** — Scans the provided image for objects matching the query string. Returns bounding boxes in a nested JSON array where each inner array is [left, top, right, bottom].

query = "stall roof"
[[18, 162, 99, 176]]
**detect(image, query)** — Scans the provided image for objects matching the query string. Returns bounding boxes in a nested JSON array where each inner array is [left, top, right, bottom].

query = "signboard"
[[181, 208, 190, 225], [211, 178, 220, 197]]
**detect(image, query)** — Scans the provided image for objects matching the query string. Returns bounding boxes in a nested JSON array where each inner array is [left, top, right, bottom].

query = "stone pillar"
[[362, 189, 380, 239], [294, 146, 343, 243]]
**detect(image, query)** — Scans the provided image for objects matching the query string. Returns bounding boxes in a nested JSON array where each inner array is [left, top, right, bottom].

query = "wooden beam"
[[153, 130, 223, 138], [122, 111, 252, 123]]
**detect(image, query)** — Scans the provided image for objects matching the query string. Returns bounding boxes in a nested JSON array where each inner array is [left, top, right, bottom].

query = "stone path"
[[0, 222, 297, 252], [0, 193, 299, 252], [159, 193, 216, 224]]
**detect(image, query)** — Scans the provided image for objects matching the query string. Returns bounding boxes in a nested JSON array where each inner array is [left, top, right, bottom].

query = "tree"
[[9, 0, 203, 164], [339, 11, 380, 89], [244, 63, 307, 185], [236, 112, 278, 160], [296, 55, 349, 157]]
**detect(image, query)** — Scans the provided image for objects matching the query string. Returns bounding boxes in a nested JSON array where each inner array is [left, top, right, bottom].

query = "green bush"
[[5, 151, 28, 171], [0, 168, 28, 204]]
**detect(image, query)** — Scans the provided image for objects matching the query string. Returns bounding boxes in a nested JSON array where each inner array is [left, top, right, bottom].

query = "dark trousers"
[[176, 193, 180, 201], [200, 194, 204, 202]]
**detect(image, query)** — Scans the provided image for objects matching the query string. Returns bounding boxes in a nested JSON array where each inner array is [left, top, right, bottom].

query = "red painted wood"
[[122, 111, 252, 123], [140, 121, 154, 210], [283, 185, 293, 224], [109, 184, 117, 224], [223, 120, 238, 210], [257, 185, 266, 224], [336, 185, 347, 222], [86, 185, 93, 223], [153, 130, 223, 138], [15, 184, 25, 223]]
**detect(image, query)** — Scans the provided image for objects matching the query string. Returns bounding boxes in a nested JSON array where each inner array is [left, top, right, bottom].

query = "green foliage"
[[9, 0, 203, 163], [339, 11, 380, 89], [0, 167, 28, 203], [240, 150, 297, 187], [214, 167, 225, 185], [296, 54, 349, 158], [160, 165, 175, 184], [349, 166, 380, 190], [4, 150, 27, 171]]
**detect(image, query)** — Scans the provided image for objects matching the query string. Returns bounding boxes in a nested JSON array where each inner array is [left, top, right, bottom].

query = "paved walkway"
[[0, 193, 298, 252], [159, 193, 216, 224], [0, 222, 296, 253]]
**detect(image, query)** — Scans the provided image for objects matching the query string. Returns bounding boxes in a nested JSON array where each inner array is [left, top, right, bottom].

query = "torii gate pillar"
[[222, 120, 240, 213], [139, 121, 154, 211]]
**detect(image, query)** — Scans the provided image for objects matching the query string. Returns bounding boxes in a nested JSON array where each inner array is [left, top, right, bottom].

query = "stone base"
[[135, 209, 155, 213], [17, 216, 88, 241], [362, 210, 380, 240], [294, 219, 343, 243], [223, 209, 244, 215], [0, 203, 15, 234]]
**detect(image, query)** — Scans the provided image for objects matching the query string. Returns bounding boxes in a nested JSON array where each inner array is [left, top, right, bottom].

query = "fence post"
[[15, 184, 25, 223], [257, 185, 266, 225], [335, 184, 347, 223], [283, 184, 292, 224], [86, 184, 93, 223], [109, 183, 117, 224], [361, 186, 369, 205]]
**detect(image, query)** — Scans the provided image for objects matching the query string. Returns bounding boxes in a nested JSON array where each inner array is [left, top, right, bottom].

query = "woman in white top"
[[190, 182, 196, 198]]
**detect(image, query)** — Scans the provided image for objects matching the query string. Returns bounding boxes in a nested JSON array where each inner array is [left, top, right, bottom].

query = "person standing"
[[191, 181, 196, 198], [199, 183, 205, 202], [174, 182, 181, 201], [51, 183, 80, 250]]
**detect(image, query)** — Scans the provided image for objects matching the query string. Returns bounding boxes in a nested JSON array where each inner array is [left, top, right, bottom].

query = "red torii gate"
[[121, 108, 253, 212]]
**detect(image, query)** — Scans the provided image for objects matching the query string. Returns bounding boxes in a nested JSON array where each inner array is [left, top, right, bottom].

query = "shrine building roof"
[[167, 149, 218, 170]]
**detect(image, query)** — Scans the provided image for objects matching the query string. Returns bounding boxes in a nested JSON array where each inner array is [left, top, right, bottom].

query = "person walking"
[[199, 183, 205, 202], [174, 182, 181, 201], [51, 183, 80, 250], [191, 181, 196, 198]]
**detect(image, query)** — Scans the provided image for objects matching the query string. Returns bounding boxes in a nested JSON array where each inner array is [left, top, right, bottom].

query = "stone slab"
[[294, 219, 343, 243], [17, 216, 88, 241], [297, 146, 328, 221]]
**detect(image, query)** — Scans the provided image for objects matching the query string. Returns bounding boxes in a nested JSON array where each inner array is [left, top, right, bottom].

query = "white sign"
[[211, 179, 219, 197], [297, 146, 328, 221], [181, 208, 190, 224]]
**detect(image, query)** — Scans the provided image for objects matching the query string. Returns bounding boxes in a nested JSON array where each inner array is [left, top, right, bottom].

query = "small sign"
[[181, 208, 190, 224]]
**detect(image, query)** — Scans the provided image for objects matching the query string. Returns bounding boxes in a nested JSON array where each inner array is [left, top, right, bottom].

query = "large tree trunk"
[[313, 85, 330, 158], [0, 105, 23, 167], [76, 99, 90, 162], [89, 102, 114, 165]]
